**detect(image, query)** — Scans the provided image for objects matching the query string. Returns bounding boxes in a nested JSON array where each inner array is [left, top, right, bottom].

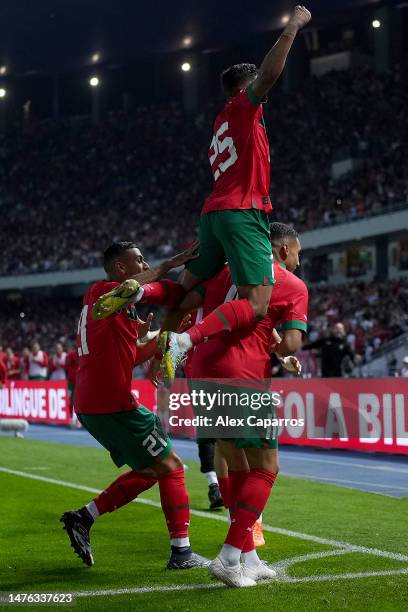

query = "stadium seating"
[[0, 65, 406, 276]]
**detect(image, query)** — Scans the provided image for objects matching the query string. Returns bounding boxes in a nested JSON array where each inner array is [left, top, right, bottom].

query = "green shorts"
[[77, 406, 172, 471], [189, 380, 279, 449], [186, 209, 274, 286]]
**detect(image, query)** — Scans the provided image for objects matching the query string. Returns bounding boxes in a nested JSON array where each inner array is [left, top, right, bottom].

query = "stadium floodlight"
[[183, 36, 192, 47], [89, 76, 100, 87], [281, 15, 290, 25], [91, 52, 100, 63], [181, 62, 191, 72], [0, 88, 6, 98], [0, 65, 6, 75], [372, 19, 381, 29]]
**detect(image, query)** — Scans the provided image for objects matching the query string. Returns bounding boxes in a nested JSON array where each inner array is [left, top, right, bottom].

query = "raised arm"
[[251, 5, 311, 100], [131, 240, 199, 285]]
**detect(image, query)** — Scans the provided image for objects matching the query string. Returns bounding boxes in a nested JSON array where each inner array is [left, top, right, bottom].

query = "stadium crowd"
[[0, 65, 407, 275], [1, 276, 407, 381]]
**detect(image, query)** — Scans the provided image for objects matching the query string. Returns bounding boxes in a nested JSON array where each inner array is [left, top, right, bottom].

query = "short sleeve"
[[281, 281, 309, 334], [228, 84, 262, 121]]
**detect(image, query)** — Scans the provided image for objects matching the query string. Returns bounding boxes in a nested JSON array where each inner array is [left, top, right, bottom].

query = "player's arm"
[[251, 5, 311, 100], [160, 286, 205, 332], [131, 241, 199, 285], [275, 278, 309, 357], [275, 329, 303, 357]]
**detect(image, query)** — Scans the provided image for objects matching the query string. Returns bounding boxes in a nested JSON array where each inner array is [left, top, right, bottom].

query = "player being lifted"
[[60, 241, 209, 570], [82, 223, 307, 586], [180, 222, 308, 586], [92, 5, 311, 386]]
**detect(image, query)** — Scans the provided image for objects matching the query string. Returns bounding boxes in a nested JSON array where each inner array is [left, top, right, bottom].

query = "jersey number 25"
[[209, 121, 238, 181]]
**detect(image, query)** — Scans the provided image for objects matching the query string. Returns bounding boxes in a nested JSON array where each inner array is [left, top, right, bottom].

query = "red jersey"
[[6, 355, 20, 381], [74, 281, 140, 414], [202, 85, 271, 215], [66, 349, 79, 386], [191, 263, 308, 379], [0, 360, 7, 385]]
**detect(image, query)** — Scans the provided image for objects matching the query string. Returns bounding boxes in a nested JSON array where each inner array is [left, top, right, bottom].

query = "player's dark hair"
[[103, 242, 138, 273], [270, 222, 299, 246], [221, 63, 258, 98]]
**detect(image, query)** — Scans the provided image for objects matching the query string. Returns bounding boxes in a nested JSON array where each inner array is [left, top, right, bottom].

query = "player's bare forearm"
[[275, 329, 303, 357], [131, 240, 200, 285], [252, 5, 311, 99]]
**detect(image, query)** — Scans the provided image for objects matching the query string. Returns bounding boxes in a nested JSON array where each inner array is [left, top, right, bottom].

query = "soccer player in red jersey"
[[5, 348, 21, 381], [152, 6, 311, 385], [179, 222, 308, 586], [88, 224, 307, 585], [60, 241, 208, 570]]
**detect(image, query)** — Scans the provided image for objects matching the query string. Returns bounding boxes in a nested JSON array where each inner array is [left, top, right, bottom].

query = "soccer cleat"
[[208, 483, 224, 510], [242, 561, 277, 582], [60, 508, 94, 567], [159, 332, 188, 388], [253, 520, 265, 547], [208, 556, 256, 588], [91, 278, 143, 320], [167, 550, 210, 570]]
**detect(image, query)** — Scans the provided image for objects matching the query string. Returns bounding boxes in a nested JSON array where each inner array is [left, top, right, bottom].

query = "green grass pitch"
[[1, 436, 407, 611]]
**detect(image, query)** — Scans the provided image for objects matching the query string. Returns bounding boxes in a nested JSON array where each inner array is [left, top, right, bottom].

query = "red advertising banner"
[[1, 378, 407, 455], [165, 378, 408, 455], [274, 378, 408, 454], [0, 380, 157, 425]]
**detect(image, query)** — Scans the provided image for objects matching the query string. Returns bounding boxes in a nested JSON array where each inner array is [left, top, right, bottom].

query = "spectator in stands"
[[400, 356, 408, 378], [303, 322, 355, 377], [0, 344, 6, 363], [21, 348, 30, 380], [49, 342, 67, 381], [0, 66, 407, 276], [5, 347, 21, 380], [0, 358, 7, 388], [28, 342, 49, 381]]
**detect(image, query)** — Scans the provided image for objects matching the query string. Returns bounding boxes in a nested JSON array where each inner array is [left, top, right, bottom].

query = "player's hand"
[[166, 240, 200, 270], [288, 5, 311, 29], [137, 312, 154, 340], [269, 328, 282, 353], [281, 355, 302, 375]]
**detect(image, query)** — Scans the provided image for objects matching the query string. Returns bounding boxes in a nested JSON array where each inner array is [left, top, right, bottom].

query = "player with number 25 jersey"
[[159, 7, 312, 389]]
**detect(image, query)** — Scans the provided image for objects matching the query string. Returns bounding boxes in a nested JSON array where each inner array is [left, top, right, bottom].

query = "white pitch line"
[[2, 466, 408, 563], [72, 567, 408, 597], [283, 567, 408, 584]]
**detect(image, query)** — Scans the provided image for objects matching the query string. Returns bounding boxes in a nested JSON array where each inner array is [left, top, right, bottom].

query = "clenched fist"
[[288, 5, 312, 29]]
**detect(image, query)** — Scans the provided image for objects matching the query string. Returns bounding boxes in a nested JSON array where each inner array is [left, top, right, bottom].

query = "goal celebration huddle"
[[62, 5, 312, 589]]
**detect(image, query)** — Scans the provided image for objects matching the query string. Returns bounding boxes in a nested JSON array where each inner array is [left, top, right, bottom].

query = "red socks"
[[158, 468, 190, 540], [228, 470, 254, 553], [187, 299, 255, 345], [141, 280, 185, 307], [218, 477, 230, 509], [94, 470, 157, 515], [226, 469, 276, 551]]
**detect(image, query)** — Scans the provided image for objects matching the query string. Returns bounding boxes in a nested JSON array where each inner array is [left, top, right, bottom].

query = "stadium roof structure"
[[0, 0, 388, 76]]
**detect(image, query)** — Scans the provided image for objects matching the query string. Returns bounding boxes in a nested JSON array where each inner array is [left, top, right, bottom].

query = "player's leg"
[[221, 447, 278, 580], [160, 210, 274, 386], [197, 438, 223, 509], [214, 442, 230, 509], [61, 408, 207, 569], [209, 441, 257, 587]]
